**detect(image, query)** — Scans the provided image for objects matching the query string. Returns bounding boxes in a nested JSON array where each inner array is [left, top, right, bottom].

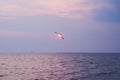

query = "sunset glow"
[[0, 0, 120, 52]]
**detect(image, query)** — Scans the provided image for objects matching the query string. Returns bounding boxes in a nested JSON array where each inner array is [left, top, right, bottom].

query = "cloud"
[[93, 0, 120, 22], [108, 0, 120, 9], [0, 29, 33, 37], [0, 0, 109, 19]]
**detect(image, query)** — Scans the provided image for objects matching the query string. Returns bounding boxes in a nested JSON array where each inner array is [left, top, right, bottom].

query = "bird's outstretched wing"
[[54, 32, 64, 40]]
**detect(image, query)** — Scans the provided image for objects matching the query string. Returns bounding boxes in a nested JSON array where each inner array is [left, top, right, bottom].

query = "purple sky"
[[0, 0, 120, 53]]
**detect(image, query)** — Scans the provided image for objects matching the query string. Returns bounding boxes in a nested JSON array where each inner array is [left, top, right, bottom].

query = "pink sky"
[[0, 29, 34, 37], [0, 0, 120, 52], [0, 0, 111, 19]]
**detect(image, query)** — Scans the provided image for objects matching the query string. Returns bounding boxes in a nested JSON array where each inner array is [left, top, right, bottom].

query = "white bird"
[[54, 32, 64, 40]]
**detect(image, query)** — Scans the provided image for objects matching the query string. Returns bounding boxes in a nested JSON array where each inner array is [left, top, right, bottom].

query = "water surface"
[[0, 53, 120, 80]]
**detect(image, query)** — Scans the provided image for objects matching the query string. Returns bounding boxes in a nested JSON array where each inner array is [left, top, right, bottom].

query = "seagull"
[[54, 32, 64, 40]]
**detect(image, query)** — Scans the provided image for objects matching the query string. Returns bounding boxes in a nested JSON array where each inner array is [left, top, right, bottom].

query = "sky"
[[0, 0, 120, 53]]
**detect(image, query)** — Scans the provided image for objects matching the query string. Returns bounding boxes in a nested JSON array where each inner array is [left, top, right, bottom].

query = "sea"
[[0, 53, 120, 80]]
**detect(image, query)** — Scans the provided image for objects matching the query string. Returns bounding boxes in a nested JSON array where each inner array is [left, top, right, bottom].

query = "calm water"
[[0, 53, 120, 80]]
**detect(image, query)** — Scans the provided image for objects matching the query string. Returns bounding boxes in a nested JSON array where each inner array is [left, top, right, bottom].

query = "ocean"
[[0, 53, 120, 80]]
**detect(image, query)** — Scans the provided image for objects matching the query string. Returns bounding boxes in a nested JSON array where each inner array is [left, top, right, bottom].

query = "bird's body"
[[54, 32, 64, 40]]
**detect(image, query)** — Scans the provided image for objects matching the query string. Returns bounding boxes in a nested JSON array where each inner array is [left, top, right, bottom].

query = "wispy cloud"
[[0, 0, 110, 19], [0, 29, 33, 37]]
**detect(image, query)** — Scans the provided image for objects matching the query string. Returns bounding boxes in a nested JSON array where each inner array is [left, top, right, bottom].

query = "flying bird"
[[54, 32, 64, 40]]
